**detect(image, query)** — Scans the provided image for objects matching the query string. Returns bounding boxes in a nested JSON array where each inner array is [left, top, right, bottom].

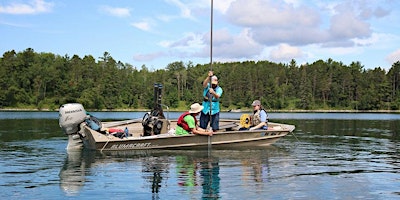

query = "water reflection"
[[175, 153, 221, 199], [141, 155, 170, 195], [199, 156, 220, 199], [2, 115, 397, 199], [176, 155, 197, 188], [241, 156, 269, 183], [58, 147, 280, 198], [59, 150, 95, 196]]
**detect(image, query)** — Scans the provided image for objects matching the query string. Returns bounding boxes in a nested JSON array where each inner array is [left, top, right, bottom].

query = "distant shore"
[[1, 108, 399, 113]]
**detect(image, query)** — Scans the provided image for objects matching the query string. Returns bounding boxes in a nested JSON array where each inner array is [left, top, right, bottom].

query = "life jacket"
[[177, 112, 197, 132], [252, 109, 268, 127], [203, 85, 220, 102]]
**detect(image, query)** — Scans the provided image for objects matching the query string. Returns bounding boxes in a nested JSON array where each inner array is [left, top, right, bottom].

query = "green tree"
[[1, 48, 400, 111]]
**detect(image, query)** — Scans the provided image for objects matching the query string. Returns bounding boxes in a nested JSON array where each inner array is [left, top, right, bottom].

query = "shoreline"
[[1, 108, 399, 113]]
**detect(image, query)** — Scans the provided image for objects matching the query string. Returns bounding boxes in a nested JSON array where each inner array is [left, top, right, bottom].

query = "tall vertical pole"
[[210, 0, 213, 71], [208, 0, 214, 149]]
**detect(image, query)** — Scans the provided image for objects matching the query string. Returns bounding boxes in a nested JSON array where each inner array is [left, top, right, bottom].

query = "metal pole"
[[208, 0, 213, 150], [210, 0, 213, 70]]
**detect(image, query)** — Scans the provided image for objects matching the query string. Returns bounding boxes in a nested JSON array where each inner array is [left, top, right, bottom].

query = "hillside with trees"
[[1, 48, 399, 111]]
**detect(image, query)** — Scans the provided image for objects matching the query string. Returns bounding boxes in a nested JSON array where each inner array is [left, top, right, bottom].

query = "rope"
[[100, 135, 112, 152], [291, 131, 300, 142]]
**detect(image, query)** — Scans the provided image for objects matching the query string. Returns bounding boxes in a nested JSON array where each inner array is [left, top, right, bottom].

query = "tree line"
[[1, 48, 399, 111]]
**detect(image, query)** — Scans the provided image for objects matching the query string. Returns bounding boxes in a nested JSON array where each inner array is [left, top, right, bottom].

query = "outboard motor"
[[142, 83, 169, 136], [59, 103, 88, 150], [59, 103, 87, 135]]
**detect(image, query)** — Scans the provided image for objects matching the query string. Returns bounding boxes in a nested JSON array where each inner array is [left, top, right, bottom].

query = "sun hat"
[[211, 75, 218, 84], [251, 100, 261, 106], [189, 103, 204, 113]]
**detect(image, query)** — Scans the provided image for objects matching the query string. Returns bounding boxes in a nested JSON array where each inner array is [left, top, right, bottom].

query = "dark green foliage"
[[0, 48, 399, 111]]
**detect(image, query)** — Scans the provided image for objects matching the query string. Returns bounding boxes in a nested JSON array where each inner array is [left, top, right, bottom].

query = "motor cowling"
[[59, 103, 87, 135]]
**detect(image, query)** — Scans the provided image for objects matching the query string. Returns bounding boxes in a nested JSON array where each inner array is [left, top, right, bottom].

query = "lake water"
[[0, 111, 399, 199]]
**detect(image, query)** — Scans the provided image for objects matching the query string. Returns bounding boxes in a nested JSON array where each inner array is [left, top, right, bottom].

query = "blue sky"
[[1, 0, 399, 71]]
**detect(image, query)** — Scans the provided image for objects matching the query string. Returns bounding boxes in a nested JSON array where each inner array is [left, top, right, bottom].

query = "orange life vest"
[[177, 112, 197, 132]]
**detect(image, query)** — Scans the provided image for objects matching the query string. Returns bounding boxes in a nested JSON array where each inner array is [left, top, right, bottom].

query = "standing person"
[[200, 71, 223, 131], [249, 100, 268, 130], [176, 103, 213, 136]]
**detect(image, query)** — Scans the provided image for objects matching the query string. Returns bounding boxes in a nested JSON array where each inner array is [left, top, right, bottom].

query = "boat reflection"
[[59, 150, 96, 196], [59, 146, 286, 197], [141, 155, 170, 194], [175, 152, 221, 198]]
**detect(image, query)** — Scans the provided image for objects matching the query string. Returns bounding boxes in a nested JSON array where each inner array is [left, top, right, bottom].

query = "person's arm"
[[249, 122, 267, 130], [208, 88, 220, 99], [203, 71, 213, 88], [192, 127, 213, 136], [185, 115, 213, 136], [249, 110, 267, 130]]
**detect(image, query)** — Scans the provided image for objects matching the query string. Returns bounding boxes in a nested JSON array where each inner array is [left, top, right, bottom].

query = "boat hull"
[[76, 120, 294, 151]]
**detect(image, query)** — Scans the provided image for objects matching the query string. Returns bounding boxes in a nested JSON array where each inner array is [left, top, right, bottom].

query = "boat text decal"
[[110, 143, 152, 149], [64, 108, 83, 114]]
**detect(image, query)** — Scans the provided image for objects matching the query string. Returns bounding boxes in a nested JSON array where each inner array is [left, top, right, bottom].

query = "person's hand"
[[208, 131, 213, 136], [209, 88, 215, 94], [208, 71, 214, 77]]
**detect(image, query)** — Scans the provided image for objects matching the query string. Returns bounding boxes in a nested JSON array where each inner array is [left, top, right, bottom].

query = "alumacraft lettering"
[[110, 143, 152, 149], [64, 109, 83, 114]]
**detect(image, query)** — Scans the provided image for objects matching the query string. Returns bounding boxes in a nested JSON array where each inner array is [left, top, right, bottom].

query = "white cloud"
[[129, 0, 399, 70], [213, 28, 263, 59], [269, 43, 304, 61], [165, 0, 194, 19], [223, 0, 392, 49], [159, 32, 206, 60], [0, 20, 30, 27], [165, 32, 204, 49], [386, 49, 400, 65], [131, 20, 152, 31], [227, 0, 320, 28], [352, 32, 380, 46], [213, 0, 235, 14], [226, 0, 327, 46], [329, 11, 370, 39], [133, 51, 165, 62], [0, 0, 53, 14], [99, 6, 130, 17]]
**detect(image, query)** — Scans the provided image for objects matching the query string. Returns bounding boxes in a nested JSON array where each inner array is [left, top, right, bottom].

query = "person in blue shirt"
[[200, 71, 223, 131], [249, 100, 269, 130]]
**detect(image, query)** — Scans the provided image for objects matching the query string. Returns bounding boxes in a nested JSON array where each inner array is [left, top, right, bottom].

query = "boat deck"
[[101, 120, 239, 138], [100, 119, 293, 139]]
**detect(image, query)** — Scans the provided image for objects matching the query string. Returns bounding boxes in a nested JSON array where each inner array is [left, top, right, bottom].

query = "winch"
[[142, 83, 169, 136]]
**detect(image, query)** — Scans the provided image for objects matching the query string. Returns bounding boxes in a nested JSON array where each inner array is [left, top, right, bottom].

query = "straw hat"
[[189, 103, 203, 113]]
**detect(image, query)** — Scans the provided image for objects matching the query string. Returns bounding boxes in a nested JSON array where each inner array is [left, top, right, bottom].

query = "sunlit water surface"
[[0, 111, 399, 199]]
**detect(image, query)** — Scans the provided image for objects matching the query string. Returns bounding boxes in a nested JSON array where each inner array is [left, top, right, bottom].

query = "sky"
[[1, 0, 400, 71]]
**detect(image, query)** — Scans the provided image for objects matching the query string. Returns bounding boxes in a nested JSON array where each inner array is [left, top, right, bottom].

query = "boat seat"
[[218, 122, 238, 131]]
